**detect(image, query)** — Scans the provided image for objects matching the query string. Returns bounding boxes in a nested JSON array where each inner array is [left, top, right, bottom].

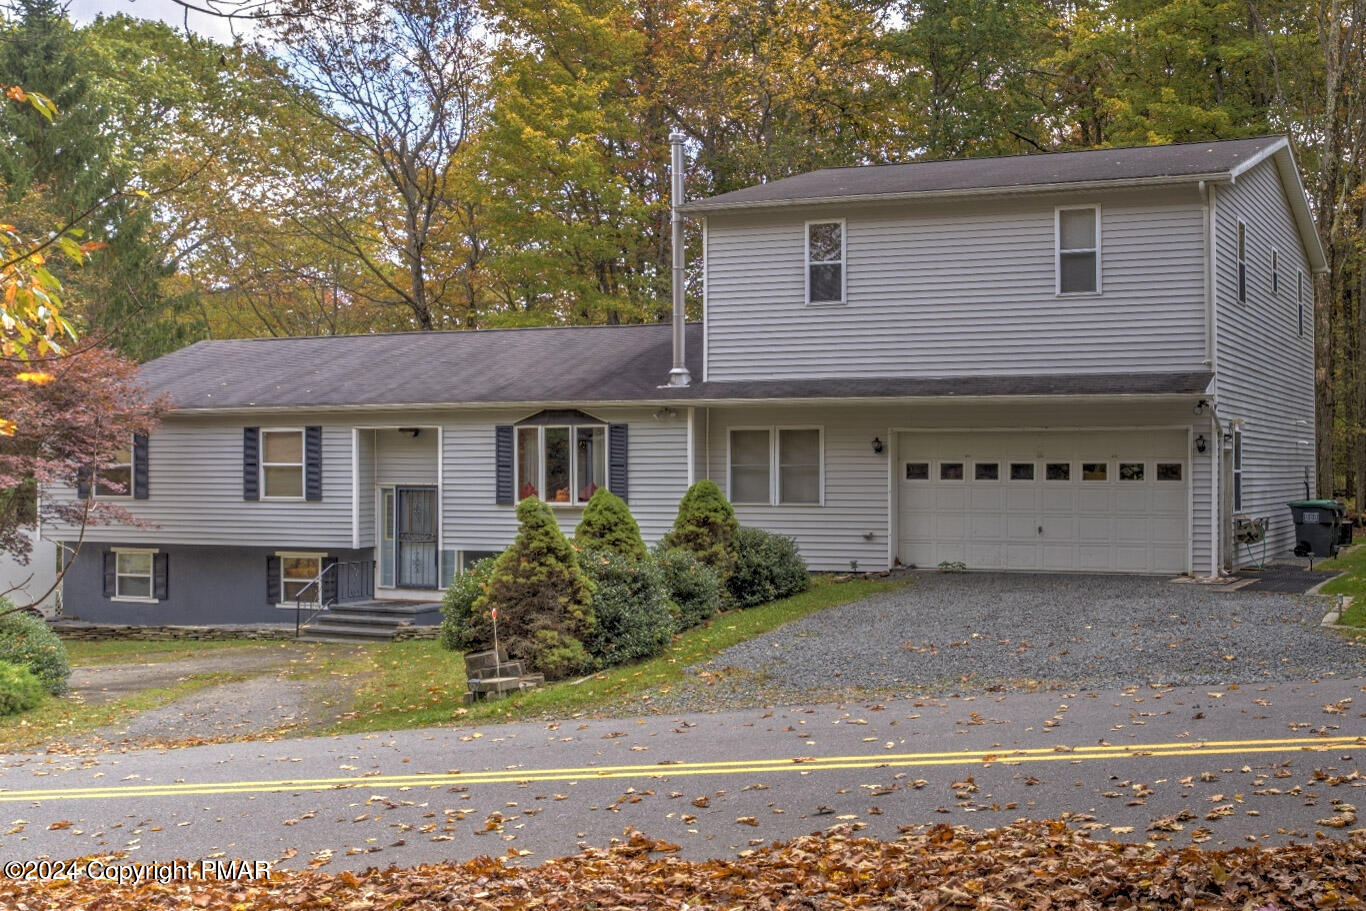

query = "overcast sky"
[[65, 0, 251, 43]]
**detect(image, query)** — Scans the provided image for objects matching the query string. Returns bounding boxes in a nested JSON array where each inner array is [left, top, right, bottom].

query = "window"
[[905, 462, 930, 481], [1271, 248, 1279, 295], [806, 221, 844, 304], [261, 430, 304, 499], [1119, 463, 1145, 481], [1233, 429, 1243, 511], [1010, 463, 1035, 481], [1045, 462, 1070, 481], [729, 430, 771, 504], [778, 429, 821, 504], [1297, 271, 1306, 337], [96, 441, 134, 498], [974, 462, 999, 481], [516, 424, 606, 505], [1082, 462, 1108, 481], [1157, 463, 1183, 481], [1057, 207, 1100, 294], [728, 427, 823, 505], [1237, 221, 1247, 303], [114, 550, 155, 601], [280, 553, 322, 604], [940, 462, 964, 481]]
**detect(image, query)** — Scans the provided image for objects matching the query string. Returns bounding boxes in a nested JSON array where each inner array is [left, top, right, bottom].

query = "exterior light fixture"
[[1195, 434, 1207, 453], [871, 437, 884, 454], [399, 427, 421, 437]]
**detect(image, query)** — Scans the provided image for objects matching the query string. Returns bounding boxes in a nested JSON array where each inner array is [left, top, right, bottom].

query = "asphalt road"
[[1, 677, 1362, 872]]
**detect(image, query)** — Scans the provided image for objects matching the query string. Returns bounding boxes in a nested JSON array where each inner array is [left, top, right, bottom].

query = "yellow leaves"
[[15, 372, 53, 385], [0, 417, 15, 437]]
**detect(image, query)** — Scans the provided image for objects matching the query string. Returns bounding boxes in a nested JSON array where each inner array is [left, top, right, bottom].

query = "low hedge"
[[727, 527, 811, 608], [0, 604, 71, 695], [0, 661, 46, 717]]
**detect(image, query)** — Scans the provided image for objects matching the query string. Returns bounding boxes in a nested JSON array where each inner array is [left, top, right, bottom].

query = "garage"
[[896, 429, 1189, 573]]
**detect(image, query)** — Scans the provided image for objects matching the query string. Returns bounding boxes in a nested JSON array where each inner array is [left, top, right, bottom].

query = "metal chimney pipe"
[[667, 130, 692, 387]]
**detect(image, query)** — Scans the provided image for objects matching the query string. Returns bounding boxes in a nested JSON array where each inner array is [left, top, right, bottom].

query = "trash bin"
[[1288, 499, 1344, 558], [1341, 513, 1356, 547]]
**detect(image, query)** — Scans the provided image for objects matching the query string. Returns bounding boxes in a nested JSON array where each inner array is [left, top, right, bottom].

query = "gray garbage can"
[[1288, 499, 1343, 558]]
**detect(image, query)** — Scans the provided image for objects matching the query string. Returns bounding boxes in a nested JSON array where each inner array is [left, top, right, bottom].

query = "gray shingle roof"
[[682, 371, 1214, 400], [145, 323, 703, 410], [682, 136, 1285, 212]]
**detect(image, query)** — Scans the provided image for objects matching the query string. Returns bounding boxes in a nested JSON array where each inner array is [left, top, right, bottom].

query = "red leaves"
[[2, 822, 1364, 909]]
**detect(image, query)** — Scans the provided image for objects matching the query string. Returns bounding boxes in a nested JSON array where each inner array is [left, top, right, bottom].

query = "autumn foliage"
[[3, 823, 1363, 910]]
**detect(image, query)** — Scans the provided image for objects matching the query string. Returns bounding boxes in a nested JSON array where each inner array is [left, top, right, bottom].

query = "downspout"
[[1203, 179, 1230, 575], [667, 131, 692, 388]]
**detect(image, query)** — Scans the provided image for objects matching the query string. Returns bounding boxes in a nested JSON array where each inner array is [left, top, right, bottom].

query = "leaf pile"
[[5, 820, 1364, 909]]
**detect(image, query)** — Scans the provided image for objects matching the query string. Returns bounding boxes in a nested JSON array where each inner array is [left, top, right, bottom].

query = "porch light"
[[1195, 434, 1207, 454], [871, 437, 884, 454], [399, 427, 421, 437]]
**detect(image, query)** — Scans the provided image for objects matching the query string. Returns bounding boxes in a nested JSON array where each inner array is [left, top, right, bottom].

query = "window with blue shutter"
[[305, 426, 323, 501], [243, 427, 261, 500], [132, 434, 149, 500]]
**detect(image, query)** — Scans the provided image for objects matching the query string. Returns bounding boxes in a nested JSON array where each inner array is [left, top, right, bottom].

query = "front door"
[[396, 486, 438, 589]]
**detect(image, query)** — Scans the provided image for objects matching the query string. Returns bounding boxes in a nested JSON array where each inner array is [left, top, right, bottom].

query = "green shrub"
[[727, 527, 811, 608], [471, 497, 596, 680], [0, 661, 45, 717], [654, 547, 722, 630], [574, 488, 648, 560], [0, 603, 70, 695], [581, 549, 674, 668], [660, 480, 739, 580], [439, 556, 498, 652]]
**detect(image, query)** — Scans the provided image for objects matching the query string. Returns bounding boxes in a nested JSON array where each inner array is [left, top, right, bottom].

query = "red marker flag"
[[490, 608, 498, 620]]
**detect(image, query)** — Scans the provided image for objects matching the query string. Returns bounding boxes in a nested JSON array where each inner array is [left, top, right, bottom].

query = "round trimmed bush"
[[727, 527, 811, 608], [655, 547, 722, 631], [439, 555, 498, 652], [0, 661, 45, 717], [574, 488, 648, 560], [581, 549, 674, 669], [660, 480, 738, 580], [0, 603, 70, 695], [471, 497, 596, 680]]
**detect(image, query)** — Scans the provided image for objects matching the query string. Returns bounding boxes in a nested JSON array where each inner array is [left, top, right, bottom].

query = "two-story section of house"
[[47, 136, 1325, 627]]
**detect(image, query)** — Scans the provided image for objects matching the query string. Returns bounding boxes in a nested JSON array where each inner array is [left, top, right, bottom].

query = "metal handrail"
[[294, 560, 375, 636]]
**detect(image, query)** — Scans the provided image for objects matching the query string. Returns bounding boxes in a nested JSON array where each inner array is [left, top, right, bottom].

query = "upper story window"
[[1056, 207, 1100, 294], [728, 427, 823, 506], [1236, 221, 1247, 303], [517, 424, 606, 505], [95, 440, 134, 499], [806, 220, 845, 304], [261, 429, 305, 499]]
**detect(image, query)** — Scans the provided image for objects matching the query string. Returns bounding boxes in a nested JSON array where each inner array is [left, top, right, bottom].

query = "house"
[[47, 135, 1326, 627]]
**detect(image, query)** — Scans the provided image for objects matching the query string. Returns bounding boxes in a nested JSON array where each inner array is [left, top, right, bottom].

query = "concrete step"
[[299, 622, 404, 642], [313, 610, 410, 628], [330, 600, 441, 616]]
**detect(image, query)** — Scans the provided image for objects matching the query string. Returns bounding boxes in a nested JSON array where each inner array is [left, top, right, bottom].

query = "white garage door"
[[897, 430, 1188, 574]]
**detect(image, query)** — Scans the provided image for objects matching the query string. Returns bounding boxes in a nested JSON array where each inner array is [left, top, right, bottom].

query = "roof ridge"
[[190, 321, 698, 345], [797, 135, 1285, 176]]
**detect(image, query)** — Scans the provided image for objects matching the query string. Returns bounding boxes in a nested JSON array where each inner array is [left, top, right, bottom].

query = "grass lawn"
[[1317, 543, 1365, 629], [0, 671, 252, 753], [63, 638, 287, 666], [328, 575, 902, 734]]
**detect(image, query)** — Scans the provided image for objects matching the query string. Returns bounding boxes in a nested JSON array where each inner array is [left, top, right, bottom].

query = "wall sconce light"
[[1192, 399, 1209, 416], [871, 437, 884, 454], [399, 427, 421, 438], [1195, 434, 1207, 454]]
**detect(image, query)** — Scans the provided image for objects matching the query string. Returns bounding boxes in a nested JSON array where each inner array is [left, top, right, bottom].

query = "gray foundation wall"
[[60, 542, 374, 626]]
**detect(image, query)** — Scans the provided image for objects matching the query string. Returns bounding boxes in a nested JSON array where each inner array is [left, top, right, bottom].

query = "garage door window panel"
[[1157, 463, 1183, 481], [1046, 463, 1071, 481], [905, 462, 930, 481], [939, 462, 964, 481], [1119, 463, 1145, 481], [1010, 463, 1034, 481], [1082, 462, 1108, 481], [974, 462, 1000, 481]]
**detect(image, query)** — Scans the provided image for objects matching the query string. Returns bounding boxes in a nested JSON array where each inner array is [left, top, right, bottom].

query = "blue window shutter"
[[77, 467, 92, 501], [305, 426, 323, 501], [102, 551, 117, 598], [495, 425, 514, 505], [609, 423, 629, 503], [132, 434, 149, 500], [243, 427, 260, 500], [266, 555, 280, 603], [153, 553, 169, 600]]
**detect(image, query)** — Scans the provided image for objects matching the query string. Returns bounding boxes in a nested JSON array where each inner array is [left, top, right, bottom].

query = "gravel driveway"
[[688, 573, 1366, 702]]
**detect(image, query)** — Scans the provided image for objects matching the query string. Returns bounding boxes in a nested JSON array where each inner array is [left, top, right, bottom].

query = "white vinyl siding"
[[704, 187, 1208, 381], [1213, 158, 1316, 567], [374, 428, 438, 485]]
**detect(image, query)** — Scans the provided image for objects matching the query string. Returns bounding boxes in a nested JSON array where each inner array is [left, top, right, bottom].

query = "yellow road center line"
[[0, 734, 1359, 803]]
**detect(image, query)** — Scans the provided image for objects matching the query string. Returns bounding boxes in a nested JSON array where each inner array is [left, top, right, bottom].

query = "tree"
[[265, 0, 486, 330], [0, 346, 169, 607], [660, 480, 739, 580], [574, 488, 648, 560]]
